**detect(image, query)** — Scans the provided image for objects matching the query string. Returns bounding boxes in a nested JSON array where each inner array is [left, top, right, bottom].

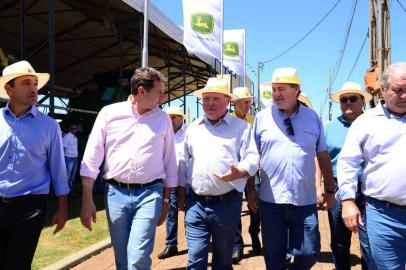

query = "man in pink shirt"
[[80, 67, 178, 270]]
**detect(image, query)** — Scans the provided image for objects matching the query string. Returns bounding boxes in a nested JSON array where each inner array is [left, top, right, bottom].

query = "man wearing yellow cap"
[[253, 67, 335, 270], [0, 61, 69, 269], [230, 87, 261, 263], [178, 77, 259, 270], [158, 106, 187, 259]]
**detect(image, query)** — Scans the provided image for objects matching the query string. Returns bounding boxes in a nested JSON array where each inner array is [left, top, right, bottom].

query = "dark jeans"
[[0, 196, 47, 270], [165, 188, 178, 247], [328, 181, 371, 270]]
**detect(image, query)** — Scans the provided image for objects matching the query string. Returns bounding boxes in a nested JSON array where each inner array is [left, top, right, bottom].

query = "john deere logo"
[[223, 42, 239, 57], [262, 91, 272, 99], [191, 13, 214, 34]]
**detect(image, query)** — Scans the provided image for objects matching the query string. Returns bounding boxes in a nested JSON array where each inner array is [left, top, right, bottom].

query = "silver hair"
[[381, 62, 406, 89]]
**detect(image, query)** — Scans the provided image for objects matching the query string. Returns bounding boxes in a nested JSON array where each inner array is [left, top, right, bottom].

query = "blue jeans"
[[366, 197, 406, 270], [185, 188, 242, 270], [328, 182, 371, 270], [104, 182, 163, 270], [165, 188, 178, 247], [260, 201, 320, 270], [64, 156, 77, 195]]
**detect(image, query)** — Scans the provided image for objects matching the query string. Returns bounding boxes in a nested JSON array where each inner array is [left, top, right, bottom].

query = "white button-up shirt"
[[337, 102, 406, 205], [62, 132, 78, 157], [80, 101, 178, 188], [179, 112, 259, 195]]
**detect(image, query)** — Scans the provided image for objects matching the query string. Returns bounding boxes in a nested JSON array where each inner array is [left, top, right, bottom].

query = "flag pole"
[[142, 0, 149, 67], [220, 0, 224, 78], [243, 28, 246, 87]]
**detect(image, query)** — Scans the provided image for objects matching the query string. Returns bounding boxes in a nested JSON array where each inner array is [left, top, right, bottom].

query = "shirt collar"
[[370, 100, 405, 119], [201, 110, 232, 126], [337, 115, 352, 127], [4, 103, 37, 118], [128, 100, 159, 117], [274, 101, 301, 119]]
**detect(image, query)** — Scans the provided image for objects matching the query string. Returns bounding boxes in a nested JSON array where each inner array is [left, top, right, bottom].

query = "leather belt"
[[369, 197, 406, 209], [0, 194, 47, 203], [191, 189, 240, 202], [106, 178, 162, 189]]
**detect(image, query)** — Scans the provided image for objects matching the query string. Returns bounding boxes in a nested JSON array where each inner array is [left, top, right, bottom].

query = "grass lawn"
[[32, 192, 109, 269]]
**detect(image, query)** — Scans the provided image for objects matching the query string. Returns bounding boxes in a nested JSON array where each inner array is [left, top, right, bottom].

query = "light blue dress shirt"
[[253, 103, 327, 206], [179, 112, 259, 195], [337, 102, 406, 205], [0, 104, 69, 197]]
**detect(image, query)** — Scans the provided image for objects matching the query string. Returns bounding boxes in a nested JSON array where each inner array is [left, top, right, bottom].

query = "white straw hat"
[[0, 60, 50, 99], [193, 77, 237, 99], [331, 82, 373, 103], [265, 67, 303, 85], [166, 106, 185, 117], [232, 86, 253, 101]]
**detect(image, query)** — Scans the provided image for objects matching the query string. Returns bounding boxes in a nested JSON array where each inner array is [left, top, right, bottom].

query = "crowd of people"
[[0, 60, 405, 270]]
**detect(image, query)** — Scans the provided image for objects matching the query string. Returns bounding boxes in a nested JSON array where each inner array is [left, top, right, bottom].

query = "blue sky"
[[151, 0, 406, 121]]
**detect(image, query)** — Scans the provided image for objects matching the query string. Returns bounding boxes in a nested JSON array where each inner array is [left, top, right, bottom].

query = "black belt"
[[369, 197, 406, 209], [106, 178, 162, 189], [0, 194, 47, 203], [191, 189, 240, 202]]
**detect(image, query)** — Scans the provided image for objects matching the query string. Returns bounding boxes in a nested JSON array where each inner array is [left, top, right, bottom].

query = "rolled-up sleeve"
[[162, 115, 178, 188], [80, 108, 107, 180], [238, 125, 259, 176], [48, 123, 69, 196], [337, 121, 363, 201]]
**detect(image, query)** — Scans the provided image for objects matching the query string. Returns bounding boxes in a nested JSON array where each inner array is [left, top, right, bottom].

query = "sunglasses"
[[284, 118, 294, 136], [339, 95, 359, 104]]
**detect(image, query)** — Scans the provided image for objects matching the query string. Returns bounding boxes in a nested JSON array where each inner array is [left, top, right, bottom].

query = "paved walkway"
[[73, 204, 362, 270]]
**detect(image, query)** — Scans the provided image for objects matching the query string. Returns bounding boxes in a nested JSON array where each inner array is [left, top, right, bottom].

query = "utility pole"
[[328, 67, 332, 121], [257, 61, 263, 112]]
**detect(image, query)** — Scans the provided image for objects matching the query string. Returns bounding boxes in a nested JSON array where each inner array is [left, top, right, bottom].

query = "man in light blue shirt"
[[338, 62, 406, 270], [0, 61, 69, 269], [253, 67, 335, 270]]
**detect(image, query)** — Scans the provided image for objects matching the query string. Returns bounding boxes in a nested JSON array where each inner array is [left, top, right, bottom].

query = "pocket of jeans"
[[107, 185, 116, 196]]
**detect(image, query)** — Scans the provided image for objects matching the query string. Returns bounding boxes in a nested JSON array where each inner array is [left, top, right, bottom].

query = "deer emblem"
[[195, 16, 210, 32]]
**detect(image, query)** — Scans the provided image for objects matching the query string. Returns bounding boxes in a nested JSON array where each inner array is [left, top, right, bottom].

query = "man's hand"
[[177, 187, 186, 212], [157, 201, 169, 226], [316, 184, 326, 210], [52, 195, 68, 234], [246, 188, 258, 213], [80, 198, 97, 231], [324, 193, 335, 209], [214, 164, 247, 182], [342, 199, 363, 232]]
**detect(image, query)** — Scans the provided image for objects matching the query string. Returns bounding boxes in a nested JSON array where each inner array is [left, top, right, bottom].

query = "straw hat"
[[267, 67, 303, 85], [232, 86, 253, 101], [298, 93, 312, 108], [0, 60, 50, 99], [331, 82, 373, 103], [193, 77, 238, 99], [166, 106, 184, 118]]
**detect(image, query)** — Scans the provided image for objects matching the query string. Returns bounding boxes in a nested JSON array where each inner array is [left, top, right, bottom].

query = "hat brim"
[[0, 72, 50, 100], [331, 90, 373, 103], [232, 95, 253, 101], [193, 88, 238, 100], [298, 96, 312, 108]]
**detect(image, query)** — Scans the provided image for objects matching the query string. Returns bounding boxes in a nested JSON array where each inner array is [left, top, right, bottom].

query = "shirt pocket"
[[298, 128, 318, 153]]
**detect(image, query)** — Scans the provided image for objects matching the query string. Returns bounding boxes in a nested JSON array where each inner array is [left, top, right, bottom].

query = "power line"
[[262, 0, 342, 64], [397, 0, 406, 12], [331, 0, 358, 85], [346, 31, 368, 81]]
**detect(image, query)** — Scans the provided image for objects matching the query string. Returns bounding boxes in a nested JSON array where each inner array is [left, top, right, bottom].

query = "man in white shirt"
[[63, 124, 78, 196], [178, 78, 259, 270], [80, 67, 178, 270], [338, 62, 406, 270], [158, 106, 187, 259]]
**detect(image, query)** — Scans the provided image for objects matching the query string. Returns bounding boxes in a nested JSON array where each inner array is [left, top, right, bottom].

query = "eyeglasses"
[[284, 118, 294, 136], [339, 95, 359, 104]]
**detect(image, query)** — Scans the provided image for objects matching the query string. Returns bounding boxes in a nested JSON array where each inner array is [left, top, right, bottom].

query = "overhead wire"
[[331, 0, 358, 86], [397, 0, 406, 12], [262, 0, 342, 64], [346, 31, 368, 81]]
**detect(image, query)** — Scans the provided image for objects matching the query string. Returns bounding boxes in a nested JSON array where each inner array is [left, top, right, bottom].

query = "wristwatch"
[[163, 198, 170, 204]]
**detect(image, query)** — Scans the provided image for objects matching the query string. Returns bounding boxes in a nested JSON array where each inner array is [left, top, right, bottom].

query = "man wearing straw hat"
[[80, 67, 177, 270], [178, 77, 259, 270], [253, 67, 335, 270], [158, 106, 187, 260], [0, 60, 69, 269], [230, 86, 261, 263], [319, 82, 372, 270], [338, 62, 406, 270]]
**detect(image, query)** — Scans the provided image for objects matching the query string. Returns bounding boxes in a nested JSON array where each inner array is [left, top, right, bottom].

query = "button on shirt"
[[253, 103, 327, 206], [179, 112, 259, 195], [62, 132, 78, 157], [80, 101, 178, 188], [337, 102, 406, 205], [0, 104, 69, 197]]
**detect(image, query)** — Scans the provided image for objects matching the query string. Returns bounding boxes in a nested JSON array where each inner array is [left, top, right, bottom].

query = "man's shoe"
[[157, 246, 178, 259], [251, 234, 261, 253], [232, 249, 243, 264]]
